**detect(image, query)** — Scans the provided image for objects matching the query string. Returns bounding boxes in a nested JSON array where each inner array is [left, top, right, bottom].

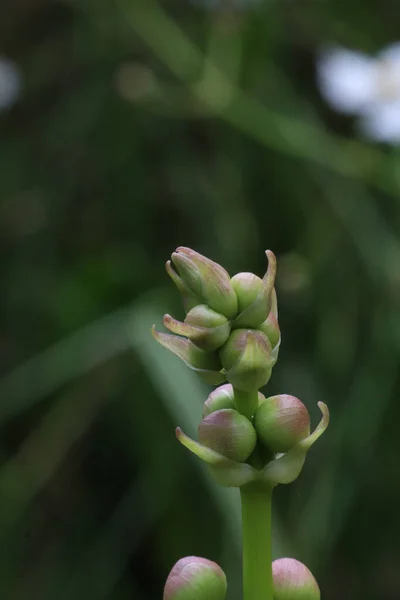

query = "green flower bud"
[[163, 305, 231, 352], [203, 384, 236, 416], [198, 408, 257, 462], [231, 250, 277, 328], [231, 273, 263, 311], [219, 329, 273, 392], [170, 247, 238, 319], [164, 556, 227, 600], [254, 395, 310, 453], [203, 383, 266, 417], [272, 558, 320, 600]]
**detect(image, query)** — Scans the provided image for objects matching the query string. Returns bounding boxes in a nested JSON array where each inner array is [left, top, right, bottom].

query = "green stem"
[[240, 482, 273, 600], [233, 388, 258, 420]]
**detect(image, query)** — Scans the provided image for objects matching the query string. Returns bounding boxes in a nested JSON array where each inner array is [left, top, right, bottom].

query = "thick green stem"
[[240, 482, 274, 600]]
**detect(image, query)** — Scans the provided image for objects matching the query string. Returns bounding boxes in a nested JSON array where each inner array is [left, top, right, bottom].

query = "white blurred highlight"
[[0, 57, 22, 111], [316, 44, 400, 144]]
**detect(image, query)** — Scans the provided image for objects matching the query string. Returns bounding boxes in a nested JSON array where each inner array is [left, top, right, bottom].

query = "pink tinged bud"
[[254, 395, 310, 453], [231, 250, 277, 329], [219, 329, 273, 392], [198, 408, 257, 462], [203, 384, 236, 417], [163, 305, 231, 352], [203, 383, 266, 417], [164, 556, 227, 600], [171, 247, 238, 319], [272, 558, 320, 600]]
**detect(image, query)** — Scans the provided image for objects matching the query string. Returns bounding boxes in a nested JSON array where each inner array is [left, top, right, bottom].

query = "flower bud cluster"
[[154, 248, 329, 488], [153, 247, 280, 391]]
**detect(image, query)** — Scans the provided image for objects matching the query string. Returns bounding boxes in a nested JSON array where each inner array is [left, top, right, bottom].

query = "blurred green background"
[[1, 1, 400, 598]]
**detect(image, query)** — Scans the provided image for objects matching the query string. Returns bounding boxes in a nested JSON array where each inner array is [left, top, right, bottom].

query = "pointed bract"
[[152, 326, 226, 384]]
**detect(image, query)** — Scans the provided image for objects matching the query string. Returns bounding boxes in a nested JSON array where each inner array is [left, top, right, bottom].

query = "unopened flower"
[[230, 250, 276, 329], [272, 558, 320, 600], [198, 408, 257, 462], [164, 556, 227, 600], [254, 394, 310, 453], [168, 247, 238, 318], [219, 328, 273, 392], [317, 43, 400, 143]]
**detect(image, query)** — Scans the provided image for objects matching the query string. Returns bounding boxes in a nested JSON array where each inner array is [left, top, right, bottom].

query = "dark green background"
[[1, 1, 400, 598]]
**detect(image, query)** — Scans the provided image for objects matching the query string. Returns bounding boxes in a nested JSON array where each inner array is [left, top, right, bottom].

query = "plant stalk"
[[240, 482, 273, 600]]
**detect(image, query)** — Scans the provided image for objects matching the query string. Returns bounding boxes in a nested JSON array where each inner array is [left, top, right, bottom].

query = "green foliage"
[[1, 1, 400, 599]]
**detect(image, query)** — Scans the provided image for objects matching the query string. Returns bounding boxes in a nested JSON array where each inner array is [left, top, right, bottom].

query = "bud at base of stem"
[[164, 556, 227, 600], [272, 558, 320, 600]]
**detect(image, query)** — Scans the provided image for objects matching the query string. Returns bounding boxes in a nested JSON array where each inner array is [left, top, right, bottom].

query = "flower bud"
[[231, 250, 276, 328], [163, 305, 231, 352], [219, 329, 273, 392], [272, 558, 320, 600], [231, 272, 263, 311], [203, 383, 266, 417], [198, 408, 257, 462], [254, 395, 310, 453], [203, 384, 236, 416], [170, 247, 238, 319], [164, 556, 227, 600]]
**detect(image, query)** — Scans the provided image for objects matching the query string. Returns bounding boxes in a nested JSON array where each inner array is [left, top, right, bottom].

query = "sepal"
[[176, 427, 257, 487], [152, 326, 226, 384]]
